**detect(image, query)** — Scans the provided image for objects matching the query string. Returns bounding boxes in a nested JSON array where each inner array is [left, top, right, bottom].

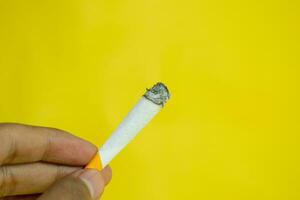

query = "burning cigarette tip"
[[144, 82, 170, 106]]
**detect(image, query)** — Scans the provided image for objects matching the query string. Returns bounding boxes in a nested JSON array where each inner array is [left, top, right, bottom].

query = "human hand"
[[0, 123, 112, 200]]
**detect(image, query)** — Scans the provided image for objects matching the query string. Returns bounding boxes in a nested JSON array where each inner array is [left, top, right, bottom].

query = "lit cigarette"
[[86, 82, 170, 170]]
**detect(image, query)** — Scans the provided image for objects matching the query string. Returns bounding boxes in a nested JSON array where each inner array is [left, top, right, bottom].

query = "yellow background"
[[0, 0, 299, 199]]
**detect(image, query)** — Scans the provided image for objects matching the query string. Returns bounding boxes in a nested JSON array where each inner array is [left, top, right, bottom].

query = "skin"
[[0, 123, 112, 200]]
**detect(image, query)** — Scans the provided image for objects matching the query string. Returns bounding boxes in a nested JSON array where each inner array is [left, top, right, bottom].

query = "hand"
[[0, 123, 112, 200]]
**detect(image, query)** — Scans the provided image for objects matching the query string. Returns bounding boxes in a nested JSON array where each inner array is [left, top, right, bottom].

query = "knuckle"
[[0, 166, 15, 197], [0, 123, 11, 129], [0, 123, 12, 136], [0, 125, 17, 165], [55, 165, 68, 180], [0, 123, 20, 133], [41, 131, 52, 161]]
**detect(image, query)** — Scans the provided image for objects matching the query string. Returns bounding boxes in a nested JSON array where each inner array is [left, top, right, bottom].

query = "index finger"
[[0, 123, 97, 165]]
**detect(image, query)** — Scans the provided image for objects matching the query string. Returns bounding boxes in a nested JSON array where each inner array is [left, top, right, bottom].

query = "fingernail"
[[79, 169, 104, 199], [101, 166, 112, 185]]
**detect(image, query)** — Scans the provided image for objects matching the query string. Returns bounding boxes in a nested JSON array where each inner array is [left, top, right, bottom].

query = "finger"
[[0, 162, 79, 197], [100, 166, 112, 186], [38, 168, 112, 200], [0, 123, 97, 165]]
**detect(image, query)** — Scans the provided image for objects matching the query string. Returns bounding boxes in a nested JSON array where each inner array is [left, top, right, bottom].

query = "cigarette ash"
[[143, 82, 170, 106]]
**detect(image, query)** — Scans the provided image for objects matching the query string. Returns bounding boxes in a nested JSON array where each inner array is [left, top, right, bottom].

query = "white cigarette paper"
[[99, 82, 170, 166]]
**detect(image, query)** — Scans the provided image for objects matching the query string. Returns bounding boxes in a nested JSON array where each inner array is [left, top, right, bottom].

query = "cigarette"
[[86, 82, 170, 170]]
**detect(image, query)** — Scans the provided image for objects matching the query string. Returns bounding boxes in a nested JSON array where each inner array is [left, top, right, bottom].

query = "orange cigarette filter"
[[86, 153, 102, 170]]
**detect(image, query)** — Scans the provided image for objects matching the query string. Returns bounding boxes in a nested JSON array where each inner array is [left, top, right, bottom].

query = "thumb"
[[38, 167, 112, 200]]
